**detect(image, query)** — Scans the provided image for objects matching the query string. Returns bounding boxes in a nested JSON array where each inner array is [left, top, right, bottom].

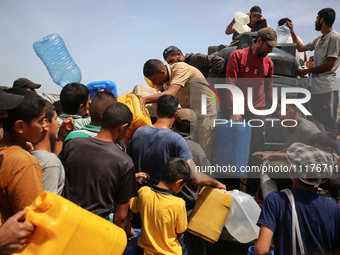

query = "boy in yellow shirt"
[[130, 157, 191, 255]]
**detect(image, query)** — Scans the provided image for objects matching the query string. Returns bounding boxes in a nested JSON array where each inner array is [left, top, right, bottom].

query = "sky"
[[1, 0, 340, 95]]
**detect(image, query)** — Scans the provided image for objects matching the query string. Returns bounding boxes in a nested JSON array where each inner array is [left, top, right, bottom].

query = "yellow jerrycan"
[[187, 186, 232, 243], [118, 94, 152, 138], [13, 192, 127, 255]]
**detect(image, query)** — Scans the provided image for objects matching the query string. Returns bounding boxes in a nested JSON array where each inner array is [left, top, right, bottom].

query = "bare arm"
[[113, 202, 130, 230], [139, 84, 181, 116], [252, 151, 288, 162], [287, 21, 307, 52], [225, 18, 236, 35], [299, 57, 337, 77], [0, 209, 34, 254], [53, 118, 75, 156], [254, 225, 274, 255]]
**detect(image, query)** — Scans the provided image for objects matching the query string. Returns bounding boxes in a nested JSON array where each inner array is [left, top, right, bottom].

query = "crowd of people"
[[0, 5, 340, 255]]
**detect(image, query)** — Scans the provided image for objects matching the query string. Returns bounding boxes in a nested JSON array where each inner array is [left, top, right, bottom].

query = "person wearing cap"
[[163, 46, 225, 78], [0, 89, 34, 254], [174, 108, 210, 169], [13, 77, 41, 93], [225, 5, 269, 41], [0, 88, 47, 222], [226, 27, 280, 197], [0, 88, 24, 130], [287, 8, 340, 139], [255, 142, 340, 255]]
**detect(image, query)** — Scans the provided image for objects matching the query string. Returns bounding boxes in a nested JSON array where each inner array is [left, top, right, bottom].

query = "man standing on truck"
[[162, 45, 225, 78], [226, 27, 281, 197], [287, 8, 340, 137], [225, 5, 269, 41]]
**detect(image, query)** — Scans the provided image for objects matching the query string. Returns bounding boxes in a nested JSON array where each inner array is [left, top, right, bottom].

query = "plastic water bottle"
[[33, 33, 82, 87], [276, 24, 291, 43]]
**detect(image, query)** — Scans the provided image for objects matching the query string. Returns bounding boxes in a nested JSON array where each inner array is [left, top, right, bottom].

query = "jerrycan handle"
[[24, 192, 57, 233]]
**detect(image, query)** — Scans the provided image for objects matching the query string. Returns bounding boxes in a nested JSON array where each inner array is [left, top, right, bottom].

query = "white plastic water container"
[[224, 190, 261, 243], [234, 12, 250, 25], [234, 23, 251, 34]]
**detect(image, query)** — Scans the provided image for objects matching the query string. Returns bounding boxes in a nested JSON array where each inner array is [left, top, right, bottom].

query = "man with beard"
[[226, 27, 281, 197], [288, 8, 340, 137]]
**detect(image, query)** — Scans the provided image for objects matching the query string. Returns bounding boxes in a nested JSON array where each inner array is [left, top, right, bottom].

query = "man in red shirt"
[[226, 27, 280, 196]]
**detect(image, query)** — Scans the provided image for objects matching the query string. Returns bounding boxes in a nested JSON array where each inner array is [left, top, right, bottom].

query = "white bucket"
[[234, 12, 250, 25]]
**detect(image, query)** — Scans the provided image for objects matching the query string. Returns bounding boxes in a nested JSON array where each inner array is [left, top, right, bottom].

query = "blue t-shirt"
[[257, 189, 340, 255], [128, 126, 192, 186]]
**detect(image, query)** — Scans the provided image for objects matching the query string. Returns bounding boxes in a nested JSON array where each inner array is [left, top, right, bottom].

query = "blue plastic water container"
[[33, 33, 82, 87], [123, 228, 142, 255], [87, 80, 118, 99], [213, 121, 251, 176]]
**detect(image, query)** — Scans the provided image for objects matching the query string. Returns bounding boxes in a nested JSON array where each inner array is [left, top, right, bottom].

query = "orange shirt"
[[0, 145, 43, 222]]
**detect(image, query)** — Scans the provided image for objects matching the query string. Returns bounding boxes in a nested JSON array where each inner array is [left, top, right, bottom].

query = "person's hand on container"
[[0, 209, 34, 254], [135, 172, 150, 184], [57, 117, 75, 141], [252, 151, 272, 161], [298, 68, 308, 77], [286, 21, 294, 33], [216, 183, 227, 191]]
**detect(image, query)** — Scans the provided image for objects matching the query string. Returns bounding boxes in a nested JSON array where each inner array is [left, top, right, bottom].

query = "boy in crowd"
[[32, 101, 73, 195], [54, 82, 91, 155], [255, 142, 340, 254], [0, 88, 47, 221], [0, 88, 35, 254], [13, 77, 41, 93], [60, 91, 131, 152], [60, 102, 137, 236], [129, 94, 225, 190], [130, 157, 190, 255]]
